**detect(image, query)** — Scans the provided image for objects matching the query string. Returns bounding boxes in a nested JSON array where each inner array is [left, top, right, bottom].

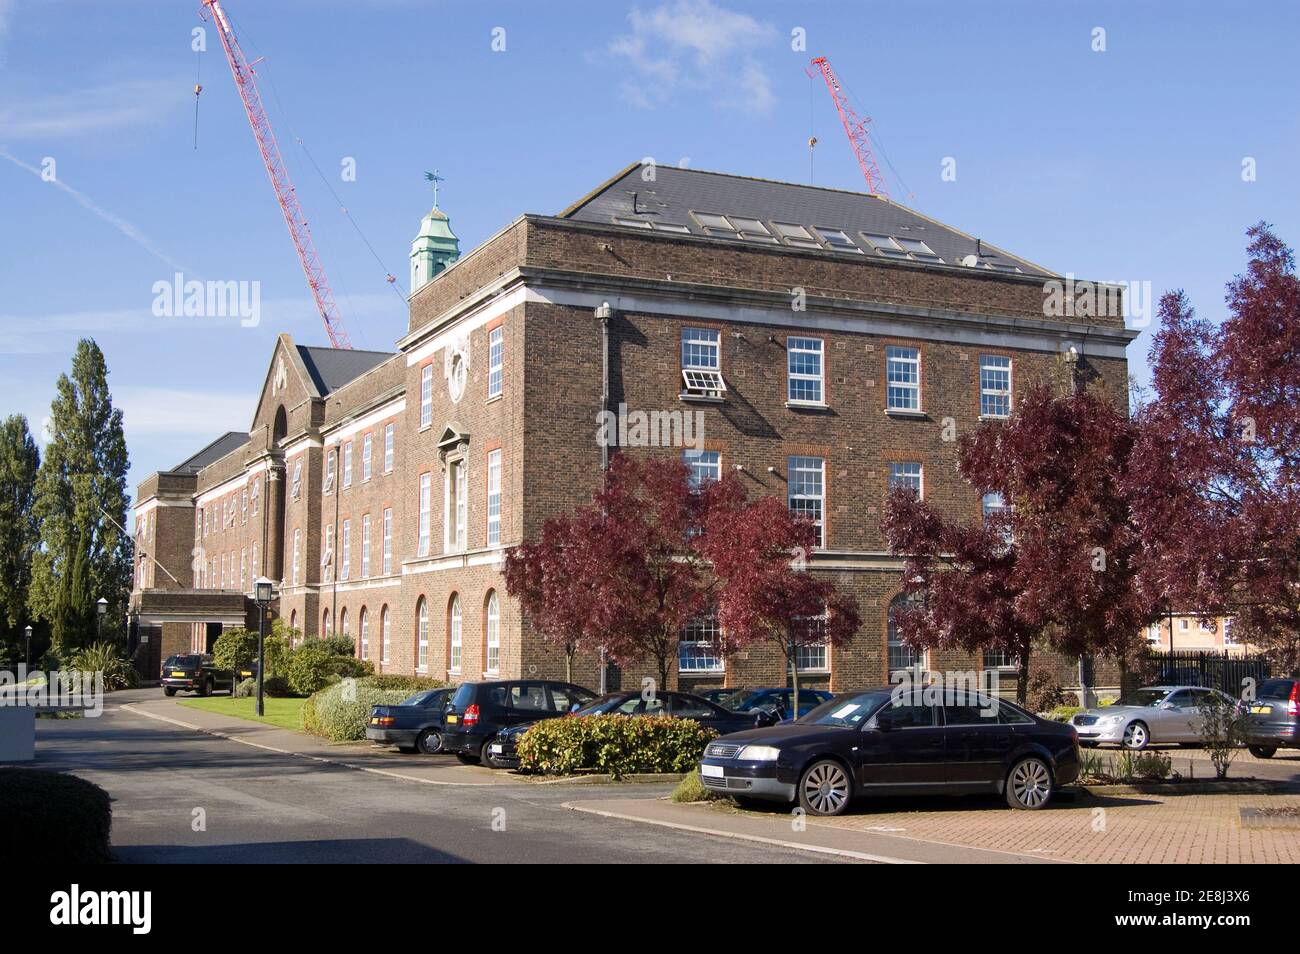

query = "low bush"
[[300, 678, 412, 742], [1025, 670, 1067, 714], [0, 767, 112, 863], [261, 675, 292, 698], [1046, 705, 1081, 723], [66, 641, 138, 691], [1113, 750, 1173, 781], [362, 674, 446, 694], [1197, 699, 1249, 779], [232, 677, 256, 698], [515, 714, 716, 779], [670, 770, 721, 803], [286, 644, 337, 697]]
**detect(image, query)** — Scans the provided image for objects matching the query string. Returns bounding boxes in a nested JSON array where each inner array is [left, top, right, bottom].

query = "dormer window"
[[772, 222, 821, 249], [680, 328, 726, 399], [813, 226, 864, 254]]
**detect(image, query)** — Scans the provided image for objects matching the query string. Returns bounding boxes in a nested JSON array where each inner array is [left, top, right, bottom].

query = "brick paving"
[[806, 789, 1300, 864]]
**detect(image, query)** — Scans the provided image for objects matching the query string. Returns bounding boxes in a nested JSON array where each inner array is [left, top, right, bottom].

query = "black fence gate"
[[1144, 650, 1273, 696]]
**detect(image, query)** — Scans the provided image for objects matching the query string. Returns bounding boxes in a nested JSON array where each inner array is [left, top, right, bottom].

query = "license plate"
[[446, 715, 458, 724], [490, 744, 503, 754], [1251, 705, 1272, 715], [701, 764, 724, 778], [171, 671, 186, 678]]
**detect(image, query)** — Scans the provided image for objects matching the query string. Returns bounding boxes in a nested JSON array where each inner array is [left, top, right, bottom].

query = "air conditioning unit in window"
[[681, 369, 727, 399]]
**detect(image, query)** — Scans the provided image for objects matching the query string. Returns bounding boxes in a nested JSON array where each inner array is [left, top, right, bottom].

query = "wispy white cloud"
[[0, 149, 198, 274], [115, 387, 253, 439], [609, 0, 778, 115], [0, 77, 187, 139]]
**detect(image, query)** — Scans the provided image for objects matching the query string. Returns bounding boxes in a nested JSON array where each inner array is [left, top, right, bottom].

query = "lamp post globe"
[[96, 597, 108, 641]]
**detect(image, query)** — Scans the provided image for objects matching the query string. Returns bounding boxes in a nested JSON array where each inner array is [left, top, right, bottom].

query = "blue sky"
[[1, 0, 1296, 503]]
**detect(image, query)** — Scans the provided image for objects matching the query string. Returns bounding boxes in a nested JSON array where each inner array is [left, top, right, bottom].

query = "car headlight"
[[1100, 715, 1124, 725], [737, 745, 781, 761]]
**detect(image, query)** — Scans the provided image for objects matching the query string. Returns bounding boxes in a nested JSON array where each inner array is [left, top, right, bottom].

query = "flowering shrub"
[[515, 714, 716, 779]]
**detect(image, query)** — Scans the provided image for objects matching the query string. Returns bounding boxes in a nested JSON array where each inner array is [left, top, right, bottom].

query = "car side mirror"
[[1160, 702, 1176, 710]]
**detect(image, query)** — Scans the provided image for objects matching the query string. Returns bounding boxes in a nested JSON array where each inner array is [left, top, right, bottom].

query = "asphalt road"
[[32, 689, 846, 864]]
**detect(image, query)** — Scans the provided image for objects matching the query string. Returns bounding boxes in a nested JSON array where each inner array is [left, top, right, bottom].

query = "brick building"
[[129, 162, 1137, 697]]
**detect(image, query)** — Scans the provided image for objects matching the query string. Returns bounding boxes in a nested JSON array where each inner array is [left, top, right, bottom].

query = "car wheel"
[[456, 751, 481, 765], [798, 759, 852, 816], [163, 687, 176, 697], [199, 679, 212, 698], [1248, 745, 1277, 759], [481, 741, 503, 769], [1006, 756, 1053, 810], [1121, 721, 1149, 750], [416, 728, 444, 755]]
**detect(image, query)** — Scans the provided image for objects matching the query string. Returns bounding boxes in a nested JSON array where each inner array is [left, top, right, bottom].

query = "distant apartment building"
[[1144, 613, 1252, 656], [128, 163, 1137, 692]]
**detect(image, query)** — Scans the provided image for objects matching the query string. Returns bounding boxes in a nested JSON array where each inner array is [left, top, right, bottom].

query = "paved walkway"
[[577, 788, 1300, 864], [121, 693, 519, 787]]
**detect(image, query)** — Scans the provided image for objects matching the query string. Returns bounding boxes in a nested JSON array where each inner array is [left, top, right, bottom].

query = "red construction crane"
[[200, 0, 352, 349], [808, 56, 886, 197]]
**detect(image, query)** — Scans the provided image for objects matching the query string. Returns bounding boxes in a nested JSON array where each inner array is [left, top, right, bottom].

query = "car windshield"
[[574, 694, 629, 715], [1113, 689, 1170, 707], [166, 655, 201, 668], [796, 691, 892, 728]]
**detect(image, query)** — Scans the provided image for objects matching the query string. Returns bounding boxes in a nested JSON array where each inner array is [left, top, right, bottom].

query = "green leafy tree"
[[0, 415, 40, 663], [29, 340, 131, 652]]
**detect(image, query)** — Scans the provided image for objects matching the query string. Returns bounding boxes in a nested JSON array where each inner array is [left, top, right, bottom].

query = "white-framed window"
[[886, 345, 921, 411], [416, 598, 429, 670], [323, 450, 336, 492], [488, 325, 504, 398], [384, 423, 394, 473], [340, 519, 351, 581], [448, 595, 462, 672], [241, 490, 247, 524], [678, 616, 724, 673], [420, 364, 433, 427], [362, 433, 372, 481], [813, 226, 864, 254], [343, 441, 353, 488], [292, 529, 301, 585], [983, 649, 1017, 670], [1180, 618, 1189, 631], [359, 608, 369, 660], [340, 608, 349, 640], [795, 614, 829, 672], [220, 552, 227, 589], [787, 336, 824, 404], [251, 478, 259, 515], [485, 591, 500, 673], [486, 449, 502, 546], [888, 594, 923, 674], [681, 327, 726, 397], [980, 355, 1012, 418], [381, 606, 391, 663], [418, 473, 431, 556], [361, 514, 371, 578], [982, 492, 1011, 524], [861, 232, 944, 263], [788, 455, 825, 547], [322, 609, 332, 638], [252, 543, 258, 577], [684, 449, 721, 488], [446, 458, 467, 553], [382, 508, 392, 575], [290, 460, 301, 500], [1224, 618, 1238, 645], [240, 549, 247, 591], [772, 221, 821, 249], [888, 462, 923, 497], [322, 525, 334, 581]]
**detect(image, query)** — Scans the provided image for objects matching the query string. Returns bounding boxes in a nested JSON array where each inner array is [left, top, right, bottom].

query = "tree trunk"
[[1016, 642, 1032, 706], [564, 648, 573, 684]]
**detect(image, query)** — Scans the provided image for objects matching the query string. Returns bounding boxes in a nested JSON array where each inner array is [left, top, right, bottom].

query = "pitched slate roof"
[[296, 345, 394, 397], [170, 431, 249, 474], [559, 163, 1053, 278]]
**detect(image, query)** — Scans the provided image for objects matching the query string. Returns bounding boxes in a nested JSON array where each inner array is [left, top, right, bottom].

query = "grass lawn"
[[176, 695, 305, 732]]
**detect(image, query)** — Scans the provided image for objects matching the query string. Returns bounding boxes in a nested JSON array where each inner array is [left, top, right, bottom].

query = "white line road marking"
[[563, 801, 922, 864], [120, 703, 495, 787]]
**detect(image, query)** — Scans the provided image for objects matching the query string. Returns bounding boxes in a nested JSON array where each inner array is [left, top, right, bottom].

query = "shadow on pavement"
[[112, 838, 470, 864]]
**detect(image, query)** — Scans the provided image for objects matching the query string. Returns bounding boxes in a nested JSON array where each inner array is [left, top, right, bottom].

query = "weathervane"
[[424, 170, 445, 208]]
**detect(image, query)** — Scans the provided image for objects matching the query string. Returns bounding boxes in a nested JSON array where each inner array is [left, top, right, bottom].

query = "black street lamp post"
[[96, 597, 108, 642], [254, 577, 275, 717], [24, 624, 32, 668]]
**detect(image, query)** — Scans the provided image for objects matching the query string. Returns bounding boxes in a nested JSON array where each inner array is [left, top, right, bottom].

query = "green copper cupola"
[[410, 173, 460, 293]]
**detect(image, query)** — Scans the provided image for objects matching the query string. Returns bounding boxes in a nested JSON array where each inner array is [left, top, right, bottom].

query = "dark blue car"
[[366, 687, 455, 755], [702, 687, 835, 721]]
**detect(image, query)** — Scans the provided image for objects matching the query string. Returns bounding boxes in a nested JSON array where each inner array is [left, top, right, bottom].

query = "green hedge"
[[515, 714, 716, 779], [0, 768, 112, 863], [362, 674, 447, 693], [301, 676, 441, 742]]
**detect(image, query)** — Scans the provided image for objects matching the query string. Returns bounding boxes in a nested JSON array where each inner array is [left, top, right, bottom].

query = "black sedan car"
[[703, 687, 835, 720], [485, 691, 780, 769], [698, 688, 1079, 815], [365, 687, 455, 754]]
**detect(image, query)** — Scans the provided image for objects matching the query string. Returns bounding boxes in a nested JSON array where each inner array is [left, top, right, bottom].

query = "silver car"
[[1070, 686, 1237, 750]]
